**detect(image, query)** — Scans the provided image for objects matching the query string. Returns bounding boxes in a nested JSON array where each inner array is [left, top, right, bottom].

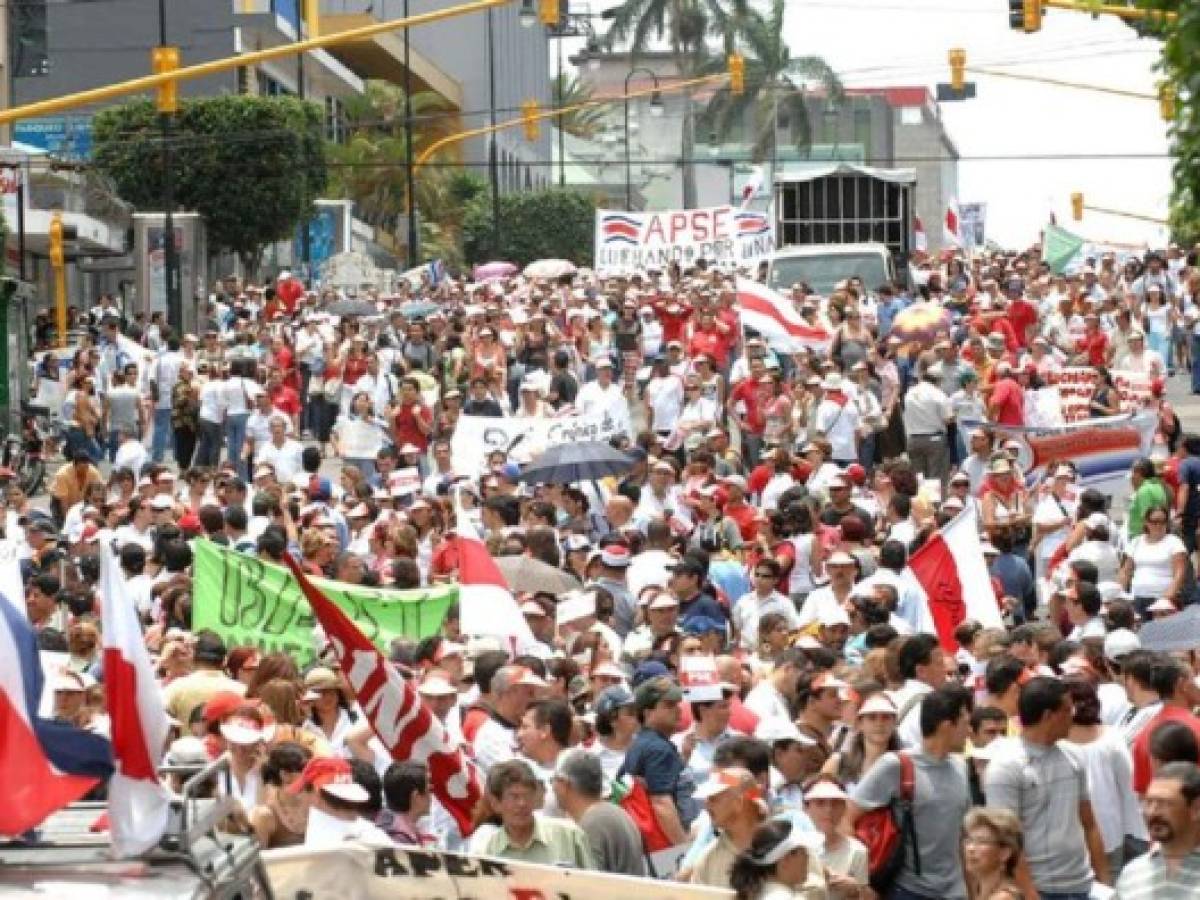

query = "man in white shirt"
[[643, 356, 684, 437], [112, 423, 149, 476], [196, 370, 226, 467], [892, 633, 949, 749], [150, 338, 183, 464], [902, 354, 955, 484], [814, 373, 860, 465], [473, 665, 547, 774], [575, 358, 631, 439], [733, 558, 799, 651], [745, 648, 806, 728], [255, 416, 305, 484]]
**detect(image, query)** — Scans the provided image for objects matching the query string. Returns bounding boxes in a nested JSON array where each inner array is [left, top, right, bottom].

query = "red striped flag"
[[736, 277, 831, 354], [455, 495, 535, 646], [282, 554, 482, 835]]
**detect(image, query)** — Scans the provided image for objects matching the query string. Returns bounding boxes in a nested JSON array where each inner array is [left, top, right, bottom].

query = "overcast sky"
[[584, 0, 1171, 248]]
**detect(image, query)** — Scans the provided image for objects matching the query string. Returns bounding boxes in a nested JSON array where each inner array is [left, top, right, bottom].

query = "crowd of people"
[[14, 244, 1200, 899]]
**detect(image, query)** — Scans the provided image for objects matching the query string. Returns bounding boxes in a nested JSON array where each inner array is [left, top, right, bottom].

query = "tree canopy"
[[92, 95, 327, 265]]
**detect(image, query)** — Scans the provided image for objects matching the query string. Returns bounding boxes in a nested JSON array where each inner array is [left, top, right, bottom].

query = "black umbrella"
[[326, 299, 379, 317], [516, 441, 635, 485]]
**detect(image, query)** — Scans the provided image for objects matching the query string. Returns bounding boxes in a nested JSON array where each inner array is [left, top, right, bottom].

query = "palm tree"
[[554, 71, 607, 140], [602, 0, 751, 207], [700, 0, 843, 165]]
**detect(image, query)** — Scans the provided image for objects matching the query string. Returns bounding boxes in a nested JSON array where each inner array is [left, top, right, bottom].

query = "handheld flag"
[[101, 542, 171, 856], [0, 593, 113, 836], [736, 277, 831, 355], [282, 553, 483, 835], [454, 492, 536, 646], [944, 199, 962, 247]]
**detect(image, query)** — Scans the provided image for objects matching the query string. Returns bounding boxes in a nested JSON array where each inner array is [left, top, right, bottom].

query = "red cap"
[[844, 463, 867, 485], [202, 690, 246, 726], [285, 756, 369, 803], [178, 513, 202, 533]]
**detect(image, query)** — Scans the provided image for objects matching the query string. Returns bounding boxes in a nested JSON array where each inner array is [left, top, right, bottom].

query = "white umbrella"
[[523, 259, 577, 279]]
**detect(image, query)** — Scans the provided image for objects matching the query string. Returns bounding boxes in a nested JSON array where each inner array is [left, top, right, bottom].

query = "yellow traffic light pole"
[[415, 72, 728, 172], [49, 212, 66, 347], [0, 0, 515, 126], [1042, 0, 1177, 23]]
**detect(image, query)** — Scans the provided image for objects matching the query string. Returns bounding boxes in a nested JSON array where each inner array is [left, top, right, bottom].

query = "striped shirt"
[[1115, 846, 1200, 899]]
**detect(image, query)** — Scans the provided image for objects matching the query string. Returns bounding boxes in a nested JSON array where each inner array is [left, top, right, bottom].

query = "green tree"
[[699, 0, 842, 163], [1144, 1, 1197, 245], [463, 188, 597, 266], [92, 95, 326, 270], [554, 71, 607, 139], [603, 0, 751, 207]]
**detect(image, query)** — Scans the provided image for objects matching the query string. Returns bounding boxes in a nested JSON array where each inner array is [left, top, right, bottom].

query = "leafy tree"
[[463, 188, 597, 266], [554, 72, 607, 139], [604, 0, 752, 207], [699, 0, 842, 163], [92, 95, 326, 270]]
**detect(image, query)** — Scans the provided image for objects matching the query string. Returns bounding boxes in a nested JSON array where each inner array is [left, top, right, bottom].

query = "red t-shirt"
[[723, 501, 760, 542], [269, 384, 301, 417], [991, 377, 1025, 426], [1077, 332, 1109, 368], [689, 328, 725, 362], [653, 301, 693, 345], [729, 378, 766, 435], [1132, 707, 1200, 793], [392, 402, 433, 451], [1007, 300, 1038, 348]]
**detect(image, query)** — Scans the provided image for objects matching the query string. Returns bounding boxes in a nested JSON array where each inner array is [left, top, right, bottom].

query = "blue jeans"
[[151, 407, 172, 463], [65, 426, 103, 464], [225, 412, 249, 478], [1191, 334, 1200, 392]]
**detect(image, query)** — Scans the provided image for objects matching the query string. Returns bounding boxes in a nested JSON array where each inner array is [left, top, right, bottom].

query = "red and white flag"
[[740, 165, 766, 209], [914, 215, 928, 254], [283, 554, 483, 835], [736, 277, 831, 355], [906, 511, 1004, 651], [454, 494, 535, 646], [100, 542, 170, 857], [944, 199, 962, 247]]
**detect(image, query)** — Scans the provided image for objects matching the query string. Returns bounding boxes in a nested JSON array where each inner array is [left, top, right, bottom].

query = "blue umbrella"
[[515, 441, 635, 486]]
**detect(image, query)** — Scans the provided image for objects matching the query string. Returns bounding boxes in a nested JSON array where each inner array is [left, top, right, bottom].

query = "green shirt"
[[1128, 478, 1170, 538], [481, 816, 595, 869]]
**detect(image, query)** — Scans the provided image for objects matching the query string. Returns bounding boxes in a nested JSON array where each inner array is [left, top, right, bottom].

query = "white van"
[[765, 242, 896, 297]]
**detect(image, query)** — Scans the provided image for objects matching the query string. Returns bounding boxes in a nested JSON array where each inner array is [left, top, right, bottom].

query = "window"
[[256, 71, 293, 97], [325, 96, 346, 144], [13, 0, 49, 77]]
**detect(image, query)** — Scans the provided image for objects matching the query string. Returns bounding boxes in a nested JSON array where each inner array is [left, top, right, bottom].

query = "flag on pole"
[[944, 199, 962, 247], [0, 592, 113, 836], [282, 554, 482, 835], [101, 542, 170, 857], [1042, 223, 1085, 275], [913, 216, 928, 254], [735, 277, 832, 354], [739, 166, 766, 209], [454, 492, 536, 646], [906, 511, 1004, 651]]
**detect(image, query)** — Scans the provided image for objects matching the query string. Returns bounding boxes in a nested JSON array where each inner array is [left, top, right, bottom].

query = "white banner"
[[959, 202, 986, 250], [265, 843, 733, 900], [452, 412, 628, 476], [594, 206, 775, 276]]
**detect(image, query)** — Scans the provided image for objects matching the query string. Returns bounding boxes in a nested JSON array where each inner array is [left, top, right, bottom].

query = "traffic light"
[[949, 49, 966, 92], [1071, 192, 1084, 222], [1023, 0, 1042, 32], [302, 0, 320, 37], [522, 100, 540, 141], [538, 0, 559, 27], [1159, 83, 1176, 121], [728, 52, 745, 95], [48, 212, 64, 269], [151, 45, 180, 114]]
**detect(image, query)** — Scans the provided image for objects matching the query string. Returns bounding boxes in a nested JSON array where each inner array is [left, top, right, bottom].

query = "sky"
[[581, 0, 1172, 249]]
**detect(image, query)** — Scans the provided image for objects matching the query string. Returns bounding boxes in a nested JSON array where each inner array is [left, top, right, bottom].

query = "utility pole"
[[155, 0, 181, 338], [404, 0, 419, 267]]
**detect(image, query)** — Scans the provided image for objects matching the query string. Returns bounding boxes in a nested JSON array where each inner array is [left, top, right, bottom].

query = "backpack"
[[854, 751, 920, 893], [609, 775, 675, 875]]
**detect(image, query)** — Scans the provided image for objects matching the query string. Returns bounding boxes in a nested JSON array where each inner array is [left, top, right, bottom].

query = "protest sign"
[[451, 411, 628, 475], [191, 540, 456, 666], [264, 842, 734, 900], [1041, 367, 1096, 422], [968, 411, 1157, 494], [594, 206, 775, 276], [1112, 369, 1152, 412]]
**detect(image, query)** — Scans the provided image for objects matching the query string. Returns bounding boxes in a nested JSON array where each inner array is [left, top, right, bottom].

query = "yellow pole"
[[49, 211, 66, 348], [0, 0, 512, 126], [415, 72, 727, 171], [1083, 204, 1166, 224], [969, 66, 1154, 101], [1042, 0, 1177, 22]]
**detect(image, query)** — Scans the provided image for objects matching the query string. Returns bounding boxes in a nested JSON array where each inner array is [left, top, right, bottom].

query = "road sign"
[[936, 82, 977, 102], [13, 115, 93, 159]]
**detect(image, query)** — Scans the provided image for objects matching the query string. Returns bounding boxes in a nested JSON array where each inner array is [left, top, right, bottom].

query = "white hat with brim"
[[752, 824, 825, 864], [857, 693, 899, 718], [322, 780, 370, 804], [804, 780, 849, 802], [418, 675, 458, 697], [220, 718, 266, 746]]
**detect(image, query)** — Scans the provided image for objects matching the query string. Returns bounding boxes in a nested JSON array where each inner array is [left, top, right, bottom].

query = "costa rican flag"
[[740, 165, 766, 209], [599, 214, 641, 245], [0, 590, 113, 837], [944, 199, 963, 247], [736, 277, 831, 354], [734, 211, 771, 237]]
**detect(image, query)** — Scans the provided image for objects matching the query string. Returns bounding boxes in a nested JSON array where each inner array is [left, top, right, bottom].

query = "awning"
[[774, 162, 917, 185]]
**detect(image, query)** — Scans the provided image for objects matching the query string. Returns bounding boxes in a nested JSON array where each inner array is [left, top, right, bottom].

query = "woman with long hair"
[[833, 692, 900, 789], [248, 741, 313, 849], [332, 389, 388, 479], [729, 818, 827, 900]]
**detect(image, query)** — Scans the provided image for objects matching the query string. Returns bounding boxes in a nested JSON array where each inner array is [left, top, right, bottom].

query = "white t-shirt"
[[256, 439, 305, 483], [797, 584, 846, 630], [645, 375, 684, 433], [1128, 533, 1187, 597], [732, 590, 799, 650], [815, 398, 860, 462], [198, 379, 225, 424]]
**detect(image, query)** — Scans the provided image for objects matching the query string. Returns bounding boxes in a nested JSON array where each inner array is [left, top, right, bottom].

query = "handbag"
[[854, 751, 919, 893]]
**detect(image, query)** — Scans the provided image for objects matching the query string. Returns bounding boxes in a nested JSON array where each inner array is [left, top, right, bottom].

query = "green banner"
[[1042, 223, 1085, 275], [191, 539, 457, 666]]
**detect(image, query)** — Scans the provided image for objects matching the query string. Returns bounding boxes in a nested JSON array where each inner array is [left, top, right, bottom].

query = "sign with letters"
[[594, 205, 775, 276], [264, 843, 734, 900], [191, 540, 456, 666], [451, 412, 628, 476]]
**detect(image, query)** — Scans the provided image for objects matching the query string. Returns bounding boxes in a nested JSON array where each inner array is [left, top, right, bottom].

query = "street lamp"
[[623, 67, 661, 210]]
